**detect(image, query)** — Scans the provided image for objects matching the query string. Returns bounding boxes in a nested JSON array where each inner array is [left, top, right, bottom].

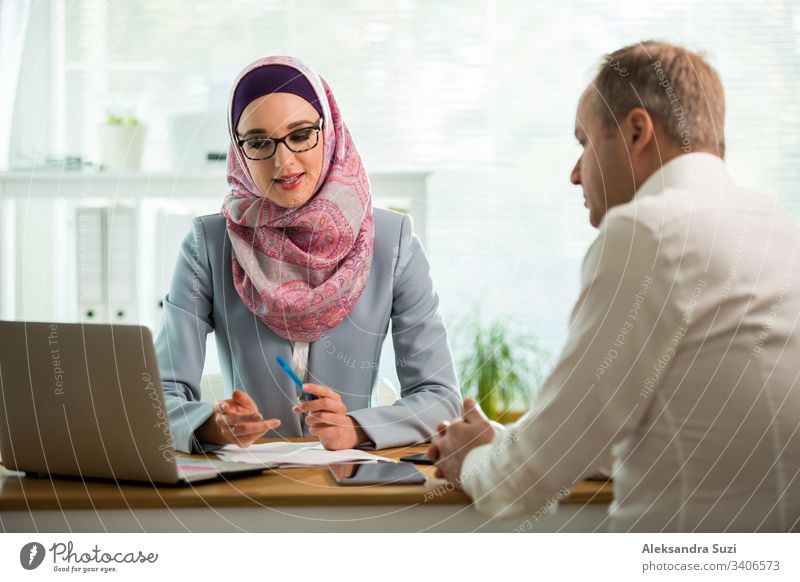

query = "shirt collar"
[[635, 152, 732, 200]]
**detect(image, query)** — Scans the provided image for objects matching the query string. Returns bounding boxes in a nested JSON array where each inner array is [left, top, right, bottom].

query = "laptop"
[[0, 320, 267, 485]]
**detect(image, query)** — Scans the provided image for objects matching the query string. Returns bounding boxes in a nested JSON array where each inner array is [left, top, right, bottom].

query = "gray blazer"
[[155, 208, 461, 453]]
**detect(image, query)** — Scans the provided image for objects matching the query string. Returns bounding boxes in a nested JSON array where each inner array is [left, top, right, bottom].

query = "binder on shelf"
[[75, 205, 137, 323]]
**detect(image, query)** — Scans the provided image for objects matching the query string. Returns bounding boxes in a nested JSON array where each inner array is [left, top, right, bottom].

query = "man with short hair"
[[430, 41, 800, 532]]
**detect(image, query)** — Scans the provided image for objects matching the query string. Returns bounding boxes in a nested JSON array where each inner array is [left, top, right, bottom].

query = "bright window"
[[47, 0, 800, 359]]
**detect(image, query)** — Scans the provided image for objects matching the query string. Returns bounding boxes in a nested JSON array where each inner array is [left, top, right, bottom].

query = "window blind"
[[52, 0, 800, 362]]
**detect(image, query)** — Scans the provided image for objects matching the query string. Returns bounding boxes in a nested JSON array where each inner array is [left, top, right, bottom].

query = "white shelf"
[[0, 169, 429, 321], [0, 169, 430, 203], [0, 169, 427, 390]]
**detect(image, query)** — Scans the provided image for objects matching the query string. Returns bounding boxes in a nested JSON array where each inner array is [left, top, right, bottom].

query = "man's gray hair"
[[591, 41, 725, 157]]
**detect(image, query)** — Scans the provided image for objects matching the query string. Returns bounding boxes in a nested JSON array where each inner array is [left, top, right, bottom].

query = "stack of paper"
[[216, 441, 395, 468]]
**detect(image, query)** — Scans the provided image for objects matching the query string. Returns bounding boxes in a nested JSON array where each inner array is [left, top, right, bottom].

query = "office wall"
[[8, 0, 800, 384]]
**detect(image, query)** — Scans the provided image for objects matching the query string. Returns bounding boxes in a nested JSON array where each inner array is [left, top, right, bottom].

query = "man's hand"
[[195, 389, 281, 447], [294, 383, 369, 450], [427, 398, 498, 486]]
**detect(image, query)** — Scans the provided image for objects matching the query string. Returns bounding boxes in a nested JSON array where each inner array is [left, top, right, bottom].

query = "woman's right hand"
[[195, 389, 281, 447]]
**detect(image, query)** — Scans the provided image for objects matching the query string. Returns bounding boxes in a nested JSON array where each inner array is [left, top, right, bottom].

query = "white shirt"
[[461, 153, 800, 532], [291, 341, 310, 383]]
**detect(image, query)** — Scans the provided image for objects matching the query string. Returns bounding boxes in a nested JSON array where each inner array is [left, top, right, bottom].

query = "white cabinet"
[[0, 170, 427, 390]]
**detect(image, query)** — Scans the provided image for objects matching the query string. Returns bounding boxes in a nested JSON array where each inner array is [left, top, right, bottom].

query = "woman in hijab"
[[156, 56, 460, 453]]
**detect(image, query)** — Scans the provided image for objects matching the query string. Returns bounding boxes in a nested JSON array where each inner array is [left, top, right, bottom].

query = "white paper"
[[215, 441, 395, 468]]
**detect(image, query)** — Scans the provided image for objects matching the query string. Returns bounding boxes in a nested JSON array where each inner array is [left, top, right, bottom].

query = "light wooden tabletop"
[[0, 439, 612, 511]]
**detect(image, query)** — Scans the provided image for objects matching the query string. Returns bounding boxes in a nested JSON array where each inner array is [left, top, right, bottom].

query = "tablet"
[[328, 462, 426, 486], [399, 452, 434, 465]]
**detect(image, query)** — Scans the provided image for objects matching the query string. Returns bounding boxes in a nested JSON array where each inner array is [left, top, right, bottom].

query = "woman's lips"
[[274, 173, 304, 191]]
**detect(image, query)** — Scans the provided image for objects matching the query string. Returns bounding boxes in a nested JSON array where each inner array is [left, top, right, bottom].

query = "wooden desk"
[[0, 440, 612, 532]]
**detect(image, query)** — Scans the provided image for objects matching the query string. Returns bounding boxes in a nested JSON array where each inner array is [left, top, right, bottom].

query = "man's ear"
[[625, 107, 655, 155]]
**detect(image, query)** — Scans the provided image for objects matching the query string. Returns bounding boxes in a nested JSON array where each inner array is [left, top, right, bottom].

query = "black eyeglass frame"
[[235, 118, 324, 161]]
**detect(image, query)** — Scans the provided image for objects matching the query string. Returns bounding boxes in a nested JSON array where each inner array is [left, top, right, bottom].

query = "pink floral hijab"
[[220, 56, 374, 342]]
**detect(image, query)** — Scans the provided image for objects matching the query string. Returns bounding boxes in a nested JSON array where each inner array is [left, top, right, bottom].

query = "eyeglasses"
[[236, 118, 323, 161]]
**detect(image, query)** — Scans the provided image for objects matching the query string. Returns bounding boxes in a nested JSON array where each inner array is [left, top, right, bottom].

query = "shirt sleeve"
[[460, 214, 676, 520], [154, 217, 219, 454], [348, 214, 462, 449]]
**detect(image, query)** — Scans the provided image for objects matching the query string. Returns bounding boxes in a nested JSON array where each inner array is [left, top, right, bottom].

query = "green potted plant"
[[99, 112, 145, 171], [456, 314, 550, 423]]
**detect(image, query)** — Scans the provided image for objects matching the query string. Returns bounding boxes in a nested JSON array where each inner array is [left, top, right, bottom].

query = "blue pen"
[[275, 355, 316, 400]]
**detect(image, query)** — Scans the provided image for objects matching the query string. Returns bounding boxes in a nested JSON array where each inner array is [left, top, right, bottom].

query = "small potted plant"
[[99, 112, 145, 171], [456, 314, 550, 423]]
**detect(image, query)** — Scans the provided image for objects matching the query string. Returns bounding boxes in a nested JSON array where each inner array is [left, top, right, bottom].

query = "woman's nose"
[[273, 142, 295, 167]]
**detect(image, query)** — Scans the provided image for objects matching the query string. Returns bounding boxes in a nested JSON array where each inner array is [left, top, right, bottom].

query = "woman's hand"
[[294, 384, 368, 450], [195, 389, 281, 447]]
